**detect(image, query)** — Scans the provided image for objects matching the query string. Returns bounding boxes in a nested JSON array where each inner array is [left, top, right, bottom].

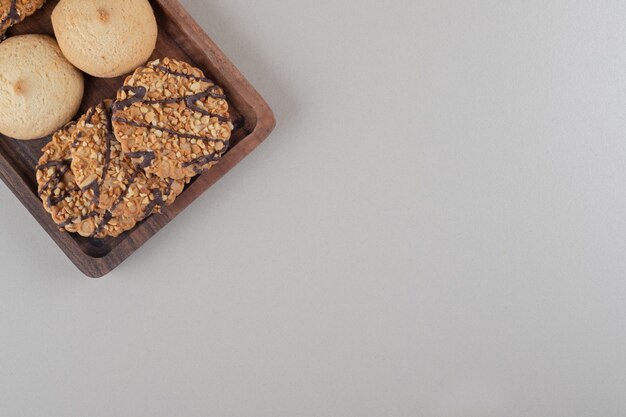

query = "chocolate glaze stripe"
[[183, 91, 230, 122], [91, 171, 140, 237], [0, 0, 19, 37], [143, 91, 230, 121], [48, 189, 73, 207], [36, 158, 71, 200], [58, 211, 99, 229], [75, 103, 115, 207], [71, 112, 91, 149], [181, 152, 222, 169], [100, 104, 114, 195], [36, 159, 72, 172], [142, 189, 163, 220], [141, 177, 177, 220], [163, 178, 174, 198], [38, 162, 74, 208], [70, 132, 83, 149], [112, 85, 228, 119], [111, 116, 230, 144], [183, 152, 223, 175], [125, 151, 156, 170], [92, 211, 113, 237], [112, 86, 147, 111], [81, 180, 100, 205], [37, 163, 68, 198]]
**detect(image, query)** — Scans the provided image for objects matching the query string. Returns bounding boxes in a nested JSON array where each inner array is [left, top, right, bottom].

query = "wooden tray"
[[0, 0, 276, 278]]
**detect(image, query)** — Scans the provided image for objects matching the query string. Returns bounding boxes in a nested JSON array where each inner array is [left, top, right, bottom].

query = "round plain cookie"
[[0, 34, 84, 140], [0, 0, 47, 38], [112, 58, 233, 181], [51, 0, 157, 78]]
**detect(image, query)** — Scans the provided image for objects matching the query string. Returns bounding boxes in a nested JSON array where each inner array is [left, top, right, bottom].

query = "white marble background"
[[1, 0, 626, 415]]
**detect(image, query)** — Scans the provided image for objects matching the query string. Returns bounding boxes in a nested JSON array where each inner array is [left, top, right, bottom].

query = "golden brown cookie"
[[51, 0, 157, 78], [0, 34, 84, 140], [36, 122, 105, 238], [112, 58, 233, 180], [70, 100, 130, 211], [0, 0, 46, 39], [68, 101, 185, 236], [37, 106, 185, 239], [70, 100, 184, 212]]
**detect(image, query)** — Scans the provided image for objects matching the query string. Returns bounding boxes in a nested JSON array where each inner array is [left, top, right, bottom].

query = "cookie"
[[36, 122, 106, 237], [37, 105, 184, 239], [112, 58, 233, 180], [0, 0, 46, 39], [70, 100, 184, 213], [51, 0, 157, 78], [0, 34, 84, 140]]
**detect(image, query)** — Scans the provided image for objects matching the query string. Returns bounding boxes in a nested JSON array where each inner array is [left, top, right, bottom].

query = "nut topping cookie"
[[112, 58, 233, 180], [0, 0, 46, 39], [37, 104, 185, 239], [70, 100, 132, 211], [70, 100, 184, 212], [36, 58, 235, 239], [36, 122, 105, 238]]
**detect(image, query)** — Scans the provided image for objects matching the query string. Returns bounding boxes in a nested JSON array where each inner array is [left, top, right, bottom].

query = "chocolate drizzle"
[[163, 178, 174, 198], [80, 177, 100, 205], [37, 159, 70, 173], [74, 103, 115, 207], [181, 153, 222, 175], [70, 107, 95, 149], [143, 188, 164, 219], [91, 171, 139, 237], [111, 116, 229, 144], [91, 211, 112, 237], [36, 158, 73, 207], [0, 0, 20, 41], [58, 211, 98, 229], [111, 86, 147, 111], [100, 105, 114, 195], [112, 85, 229, 122], [125, 150, 156, 170]]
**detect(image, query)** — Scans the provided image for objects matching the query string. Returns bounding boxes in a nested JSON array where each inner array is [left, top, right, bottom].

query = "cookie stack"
[[36, 58, 233, 238]]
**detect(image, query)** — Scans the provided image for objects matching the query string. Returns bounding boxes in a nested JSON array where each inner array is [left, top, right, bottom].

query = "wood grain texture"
[[0, 0, 276, 277]]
